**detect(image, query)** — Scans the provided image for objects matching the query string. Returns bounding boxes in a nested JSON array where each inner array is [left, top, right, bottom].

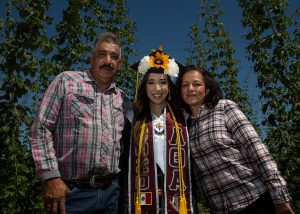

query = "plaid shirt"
[[29, 70, 130, 181], [188, 99, 291, 213]]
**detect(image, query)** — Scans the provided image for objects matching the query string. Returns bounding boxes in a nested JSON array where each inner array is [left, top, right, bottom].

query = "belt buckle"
[[89, 175, 109, 188]]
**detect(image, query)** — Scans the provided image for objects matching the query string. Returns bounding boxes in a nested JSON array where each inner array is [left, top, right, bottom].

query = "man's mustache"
[[100, 64, 113, 69]]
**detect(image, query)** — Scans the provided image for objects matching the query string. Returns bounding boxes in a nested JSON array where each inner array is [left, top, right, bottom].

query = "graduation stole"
[[129, 104, 192, 213]]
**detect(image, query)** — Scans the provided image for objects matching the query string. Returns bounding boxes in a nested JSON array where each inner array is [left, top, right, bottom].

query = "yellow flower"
[[149, 51, 169, 71]]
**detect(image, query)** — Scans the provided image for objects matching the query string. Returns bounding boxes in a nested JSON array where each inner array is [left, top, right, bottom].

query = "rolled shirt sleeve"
[[29, 73, 65, 181]]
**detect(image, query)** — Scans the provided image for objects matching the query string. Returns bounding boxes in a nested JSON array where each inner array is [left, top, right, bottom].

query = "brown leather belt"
[[66, 174, 119, 189]]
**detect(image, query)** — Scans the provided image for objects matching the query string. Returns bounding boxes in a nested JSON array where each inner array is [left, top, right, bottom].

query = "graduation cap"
[[131, 46, 183, 78]]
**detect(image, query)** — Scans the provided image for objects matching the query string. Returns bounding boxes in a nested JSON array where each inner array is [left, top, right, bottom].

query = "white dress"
[[152, 108, 166, 174]]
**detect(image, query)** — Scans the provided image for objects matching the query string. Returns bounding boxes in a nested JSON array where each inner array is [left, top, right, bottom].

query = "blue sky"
[[126, 0, 299, 131], [0, 0, 252, 87], [126, 0, 245, 63], [1, 0, 299, 132], [126, 0, 259, 115]]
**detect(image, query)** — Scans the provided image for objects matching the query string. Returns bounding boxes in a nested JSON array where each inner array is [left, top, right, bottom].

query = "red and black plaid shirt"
[[188, 99, 291, 213]]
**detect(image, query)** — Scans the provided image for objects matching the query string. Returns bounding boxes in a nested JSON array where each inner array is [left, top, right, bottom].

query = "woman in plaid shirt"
[[175, 65, 294, 214]]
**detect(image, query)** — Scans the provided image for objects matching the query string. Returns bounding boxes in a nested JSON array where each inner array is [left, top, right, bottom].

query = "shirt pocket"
[[70, 93, 95, 117]]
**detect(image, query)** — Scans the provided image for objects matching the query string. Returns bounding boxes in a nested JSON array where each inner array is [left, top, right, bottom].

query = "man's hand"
[[275, 203, 295, 214], [43, 177, 70, 214]]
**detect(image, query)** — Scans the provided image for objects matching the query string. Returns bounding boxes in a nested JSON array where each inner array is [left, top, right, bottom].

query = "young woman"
[[128, 48, 194, 213], [176, 65, 294, 214]]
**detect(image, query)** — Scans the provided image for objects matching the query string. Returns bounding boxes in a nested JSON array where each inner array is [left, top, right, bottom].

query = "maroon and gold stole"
[[129, 104, 193, 213]]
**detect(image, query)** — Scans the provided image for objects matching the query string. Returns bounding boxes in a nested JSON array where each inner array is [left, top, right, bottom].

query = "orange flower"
[[149, 51, 169, 71]]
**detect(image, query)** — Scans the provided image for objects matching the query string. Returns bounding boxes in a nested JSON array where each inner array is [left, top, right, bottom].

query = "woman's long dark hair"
[[133, 72, 175, 145], [175, 65, 223, 113]]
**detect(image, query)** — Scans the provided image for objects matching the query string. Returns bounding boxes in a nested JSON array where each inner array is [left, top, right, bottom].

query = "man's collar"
[[84, 70, 94, 82], [85, 70, 117, 93]]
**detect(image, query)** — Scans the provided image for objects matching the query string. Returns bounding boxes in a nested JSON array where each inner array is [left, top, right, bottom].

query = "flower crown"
[[137, 47, 179, 78]]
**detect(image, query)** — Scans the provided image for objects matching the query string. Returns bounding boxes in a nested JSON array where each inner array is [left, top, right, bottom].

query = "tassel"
[[168, 103, 188, 214], [179, 196, 188, 214], [135, 200, 141, 214], [135, 119, 145, 214]]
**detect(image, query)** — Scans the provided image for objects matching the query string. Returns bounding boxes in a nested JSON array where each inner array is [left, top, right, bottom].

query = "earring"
[[168, 92, 171, 100]]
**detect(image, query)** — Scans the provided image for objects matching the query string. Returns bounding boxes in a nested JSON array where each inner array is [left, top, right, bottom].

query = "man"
[[29, 32, 130, 214]]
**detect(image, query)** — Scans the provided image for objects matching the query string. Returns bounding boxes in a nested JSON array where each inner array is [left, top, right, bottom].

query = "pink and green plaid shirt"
[[29, 70, 130, 181]]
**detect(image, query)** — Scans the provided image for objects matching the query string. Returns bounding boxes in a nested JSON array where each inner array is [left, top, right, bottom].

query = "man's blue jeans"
[[65, 179, 120, 214]]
